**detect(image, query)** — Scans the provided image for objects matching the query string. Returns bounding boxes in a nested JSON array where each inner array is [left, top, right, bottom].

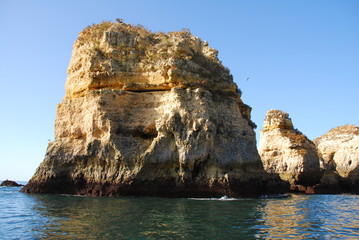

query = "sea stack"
[[259, 110, 322, 192], [22, 21, 286, 197], [314, 124, 359, 193]]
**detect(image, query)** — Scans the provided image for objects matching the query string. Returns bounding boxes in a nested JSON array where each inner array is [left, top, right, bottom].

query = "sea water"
[[0, 186, 358, 239]]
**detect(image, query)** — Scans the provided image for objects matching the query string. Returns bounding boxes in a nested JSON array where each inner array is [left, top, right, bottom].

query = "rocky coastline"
[[21, 21, 358, 197], [259, 110, 358, 194]]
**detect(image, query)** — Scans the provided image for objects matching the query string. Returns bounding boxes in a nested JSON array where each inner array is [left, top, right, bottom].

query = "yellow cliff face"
[[22, 21, 288, 197], [314, 124, 359, 181], [259, 110, 323, 189], [259, 111, 359, 194], [65, 21, 237, 99]]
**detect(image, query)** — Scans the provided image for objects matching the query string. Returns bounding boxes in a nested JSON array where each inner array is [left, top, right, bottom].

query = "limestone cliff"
[[64, 21, 238, 98], [314, 124, 359, 193], [259, 110, 322, 190], [22, 21, 286, 197]]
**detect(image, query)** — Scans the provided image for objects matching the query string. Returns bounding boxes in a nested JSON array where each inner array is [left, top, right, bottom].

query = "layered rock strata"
[[314, 124, 359, 193], [22, 21, 286, 197], [259, 110, 322, 191]]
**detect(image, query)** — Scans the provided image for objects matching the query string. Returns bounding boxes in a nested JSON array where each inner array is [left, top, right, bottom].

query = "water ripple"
[[1, 188, 358, 239]]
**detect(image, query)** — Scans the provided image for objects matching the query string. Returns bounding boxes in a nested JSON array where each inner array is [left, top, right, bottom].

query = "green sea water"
[[0, 186, 358, 239]]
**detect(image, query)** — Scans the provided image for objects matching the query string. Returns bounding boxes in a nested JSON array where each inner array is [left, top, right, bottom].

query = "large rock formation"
[[259, 110, 322, 190], [314, 124, 359, 193], [22, 21, 286, 197]]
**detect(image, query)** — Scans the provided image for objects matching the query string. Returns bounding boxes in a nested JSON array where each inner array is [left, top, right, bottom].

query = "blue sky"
[[1, 0, 358, 181]]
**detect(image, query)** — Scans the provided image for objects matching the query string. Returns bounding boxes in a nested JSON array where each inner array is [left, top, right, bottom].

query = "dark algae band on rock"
[[22, 174, 286, 198], [21, 21, 288, 197]]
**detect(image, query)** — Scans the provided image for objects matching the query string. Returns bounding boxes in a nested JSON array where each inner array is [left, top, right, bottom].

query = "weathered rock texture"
[[314, 124, 359, 193], [259, 110, 322, 190], [22, 21, 286, 197], [64, 21, 238, 98]]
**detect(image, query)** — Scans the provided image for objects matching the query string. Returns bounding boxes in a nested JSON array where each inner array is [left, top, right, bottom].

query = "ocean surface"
[[0, 184, 358, 239]]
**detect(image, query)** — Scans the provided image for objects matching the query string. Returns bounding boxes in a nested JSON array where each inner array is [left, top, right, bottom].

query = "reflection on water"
[[1, 187, 358, 239], [257, 194, 359, 239], [29, 194, 265, 239]]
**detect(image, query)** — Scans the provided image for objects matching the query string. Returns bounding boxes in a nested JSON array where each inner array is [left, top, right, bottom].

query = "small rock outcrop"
[[259, 110, 322, 190], [1, 180, 23, 187], [314, 124, 359, 193], [22, 21, 286, 197]]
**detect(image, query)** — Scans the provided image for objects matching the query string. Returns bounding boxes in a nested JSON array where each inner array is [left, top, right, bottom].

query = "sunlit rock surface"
[[22, 21, 286, 197], [259, 110, 322, 191], [314, 124, 359, 193]]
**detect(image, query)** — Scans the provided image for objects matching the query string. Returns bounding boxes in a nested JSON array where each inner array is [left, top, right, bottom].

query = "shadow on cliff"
[[311, 167, 359, 194], [347, 166, 359, 194]]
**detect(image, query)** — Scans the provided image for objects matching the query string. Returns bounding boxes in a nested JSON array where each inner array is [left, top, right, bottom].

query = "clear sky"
[[1, 0, 358, 181]]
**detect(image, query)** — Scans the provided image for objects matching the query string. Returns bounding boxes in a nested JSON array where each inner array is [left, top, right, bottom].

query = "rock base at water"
[[22, 172, 288, 198]]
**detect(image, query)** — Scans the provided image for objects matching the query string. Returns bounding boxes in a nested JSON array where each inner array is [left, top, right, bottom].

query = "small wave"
[[260, 194, 291, 199], [189, 194, 291, 201], [188, 195, 241, 201]]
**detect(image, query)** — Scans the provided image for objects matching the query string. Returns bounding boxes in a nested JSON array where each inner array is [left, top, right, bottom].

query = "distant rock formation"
[[259, 110, 359, 194], [22, 21, 286, 197], [1, 180, 23, 187], [259, 110, 322, 192], [314, 124, 359, 193]]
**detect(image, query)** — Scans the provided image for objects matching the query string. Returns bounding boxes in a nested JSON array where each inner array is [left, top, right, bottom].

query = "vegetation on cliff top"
[[66, 19, 238, 98]]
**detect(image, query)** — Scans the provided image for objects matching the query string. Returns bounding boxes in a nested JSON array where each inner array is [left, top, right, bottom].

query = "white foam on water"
[[188, 195, 241, 201]]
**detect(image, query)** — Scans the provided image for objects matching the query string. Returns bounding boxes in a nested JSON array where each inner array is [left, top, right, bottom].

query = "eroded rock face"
[[314, 124, 359, 192], [22, 21, 286, 197], [65, 21, 237, 98], [259, 110, 322, 188]]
